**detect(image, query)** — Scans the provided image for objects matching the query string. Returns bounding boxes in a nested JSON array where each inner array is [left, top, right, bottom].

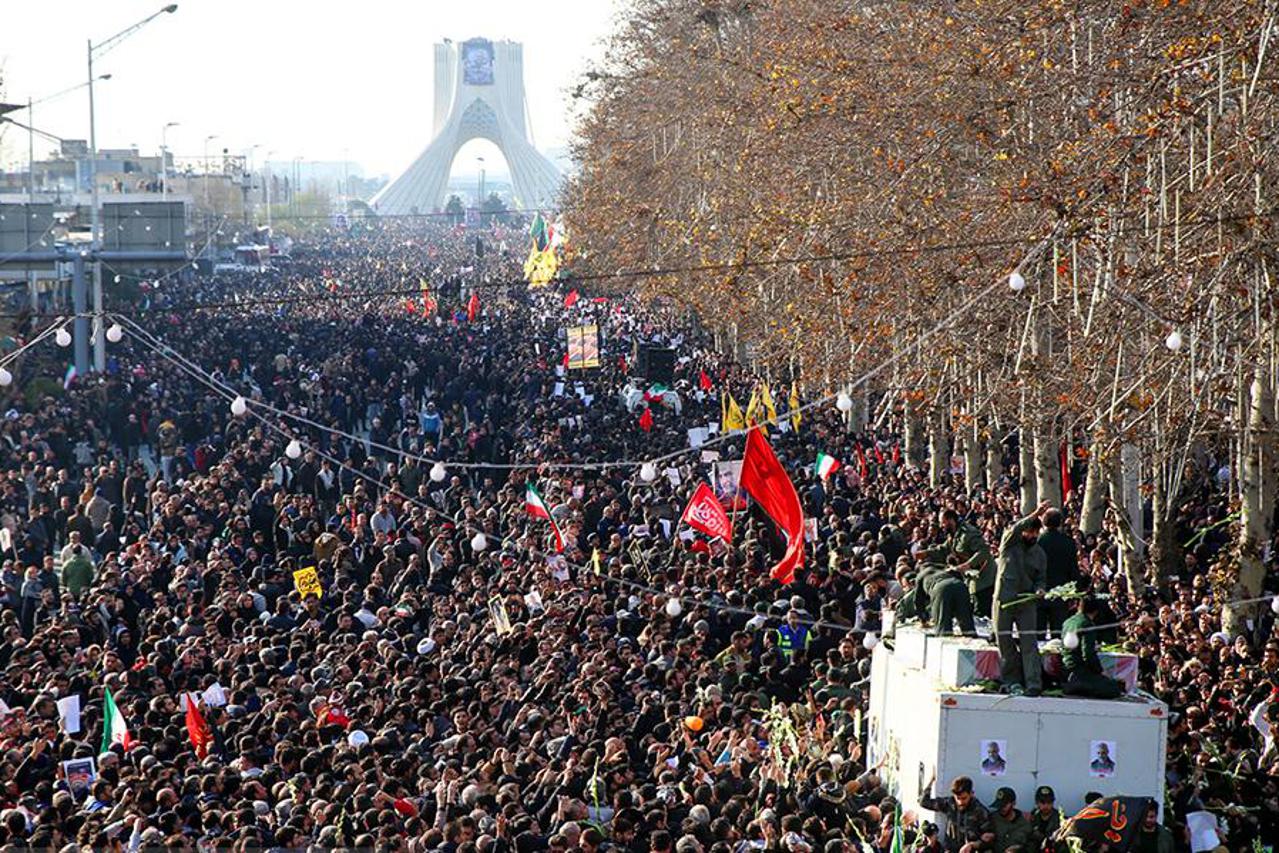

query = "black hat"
[[990, 787, 1017, 808], [1034, 785, 1055, 803]]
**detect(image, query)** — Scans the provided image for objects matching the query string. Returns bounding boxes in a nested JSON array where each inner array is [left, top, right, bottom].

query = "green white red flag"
[[101, 687, 134, 753], [525, 483, 565, 552], [814, 452, 841, 482]]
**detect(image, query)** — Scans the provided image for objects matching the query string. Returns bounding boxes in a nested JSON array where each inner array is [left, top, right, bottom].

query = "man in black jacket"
[[919, 773, 995, 853], [1037, 508, 1080, 637]]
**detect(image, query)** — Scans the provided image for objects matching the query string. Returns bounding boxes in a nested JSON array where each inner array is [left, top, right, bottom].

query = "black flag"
[[1056, 796, 1153, 851]]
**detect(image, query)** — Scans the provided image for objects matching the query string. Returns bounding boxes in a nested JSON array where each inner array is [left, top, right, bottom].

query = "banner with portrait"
[[566, 324, 600, 369]]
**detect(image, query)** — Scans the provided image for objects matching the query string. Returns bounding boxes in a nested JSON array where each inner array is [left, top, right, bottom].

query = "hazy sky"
[[1, 0, 621, 178]]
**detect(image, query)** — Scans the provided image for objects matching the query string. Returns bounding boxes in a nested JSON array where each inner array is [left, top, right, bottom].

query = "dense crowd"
[[0, 220, 1275, 853]]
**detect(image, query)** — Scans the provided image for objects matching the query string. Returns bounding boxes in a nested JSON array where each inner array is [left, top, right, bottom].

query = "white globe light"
[[835, 392, 853, 413], [230, 396, 248, 416], [430, 462, 447, 482], [665, 599, 682, 618], [285, 439, 302, 459], [1271, 595, 1279, 615], [0, 368, 10, 387], [1165, 330, 1183, 352], [1008, 271, 1026, 292], [106, 323, 124, 343], [640, 462, 658, 482], [1063, 631, 1080, 650], [471, 532, 488, 552], [863, 632, 878, 650], [55, 327, 72, 347]]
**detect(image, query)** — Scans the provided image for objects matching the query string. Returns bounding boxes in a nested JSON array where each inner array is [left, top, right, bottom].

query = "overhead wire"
[[113, 310, 1279, 641], [0, 205, 1272, 322]]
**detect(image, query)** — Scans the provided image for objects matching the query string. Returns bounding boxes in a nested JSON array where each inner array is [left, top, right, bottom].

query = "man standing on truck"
[[929, 509, 995, 618], [919, 773, 995, 853], [993, 500, 1050, 696]]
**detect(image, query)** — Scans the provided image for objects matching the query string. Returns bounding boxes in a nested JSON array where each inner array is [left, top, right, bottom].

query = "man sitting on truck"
[[919, 773, 995, 853], [1027, 786, 1063, 852], [1061, 596, 1125, 700], [988, 787, 1033, 853]]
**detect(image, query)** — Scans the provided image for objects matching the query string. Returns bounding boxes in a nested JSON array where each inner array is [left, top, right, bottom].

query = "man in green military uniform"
[[930, 509, 995, 618], [1061, 596, 1125, 699], [989, 787, 1034, 853], [994, 501, 1050, 696], [917, 560, 976, 637], [1027, 786, 1063, 852]]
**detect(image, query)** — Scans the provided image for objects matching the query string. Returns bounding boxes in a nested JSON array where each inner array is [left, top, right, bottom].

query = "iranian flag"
[[814, 452, 842, 482], [101, 687, 134, 753], [525, 483, 565, 553], [643, 383, 668, 403]]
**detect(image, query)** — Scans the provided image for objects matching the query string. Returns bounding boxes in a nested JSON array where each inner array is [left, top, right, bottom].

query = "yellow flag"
[[724, 393, 746, 431], [524, 247, 558, 287], [790, 382, 802, 432], [761, 383, 778, 426], [745, 387, 761, 426], [592, 548, 602, 576], [293, 566, 323, 600]]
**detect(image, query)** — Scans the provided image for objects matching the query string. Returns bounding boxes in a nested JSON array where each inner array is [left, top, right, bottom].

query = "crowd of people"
[[0, 218, 1275, 852]]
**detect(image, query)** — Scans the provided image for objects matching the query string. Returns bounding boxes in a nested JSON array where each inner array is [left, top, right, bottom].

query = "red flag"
[[466, 292, 480, 322], [1060, 442, 1073, 500], [739, 428, 805, 584], [681, 482, 733, 541], [619, 356, 628, 374], [404, 298, 417, 314], [854, 445, 869, 480], [592, 297, 609, 304], [185, 694, 213, 759], [564, 289, 580, 308], [873, 446, 885, 465], [562, 352, 570, 368], [699, 370, 714, 392], [638, 407, 653, 432], [891, 444, 901, 465]]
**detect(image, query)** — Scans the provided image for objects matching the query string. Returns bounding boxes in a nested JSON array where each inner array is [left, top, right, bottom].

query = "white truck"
[[867, 627, 1167, 824]]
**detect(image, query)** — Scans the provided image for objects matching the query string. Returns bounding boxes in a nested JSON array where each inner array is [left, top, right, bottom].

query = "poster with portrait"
[[566, 324, 600, 369], [1089, 740, 1117, 777], [712, 459, 746, 509], [62, 757, 97, 801], [462, 39, 495, 85], [979, 739, 1008, 776]]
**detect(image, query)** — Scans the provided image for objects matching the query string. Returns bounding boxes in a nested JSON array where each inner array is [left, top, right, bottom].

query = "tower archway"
[[372, 39, 561, 215]]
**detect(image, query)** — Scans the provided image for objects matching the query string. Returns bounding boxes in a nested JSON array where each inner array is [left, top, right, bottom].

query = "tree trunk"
[[1079, 437, 1108, 536], [846, 385, 868, 433], [1034, 423, 1063, 509], [928, 408, 948, 487], [1225, 362, 1275, 636], [1149, 472, 1181, 590], [1018, 432, 1037, 515], [904, 397, 926, 467], [963, 419, 984, 493], [1105, 451, 1145, 598], [985, 428, 1004, 490]]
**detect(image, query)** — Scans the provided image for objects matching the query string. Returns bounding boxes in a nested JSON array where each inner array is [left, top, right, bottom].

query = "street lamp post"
[[87, 3, 179, 372], [265, 150, 276, 236], [160, 121, 179, 198], [203, 134, 217, 208]]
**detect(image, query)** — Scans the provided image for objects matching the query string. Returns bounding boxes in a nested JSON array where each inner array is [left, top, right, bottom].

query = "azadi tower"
[[372, 38, 562, 214]]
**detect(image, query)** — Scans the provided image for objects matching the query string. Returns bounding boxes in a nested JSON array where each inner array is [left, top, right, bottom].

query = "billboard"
[[102, 201, 186, 255], [566, 324, 600, 369], [0, 203, 56, 272], [462, 39, 495, 85]]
